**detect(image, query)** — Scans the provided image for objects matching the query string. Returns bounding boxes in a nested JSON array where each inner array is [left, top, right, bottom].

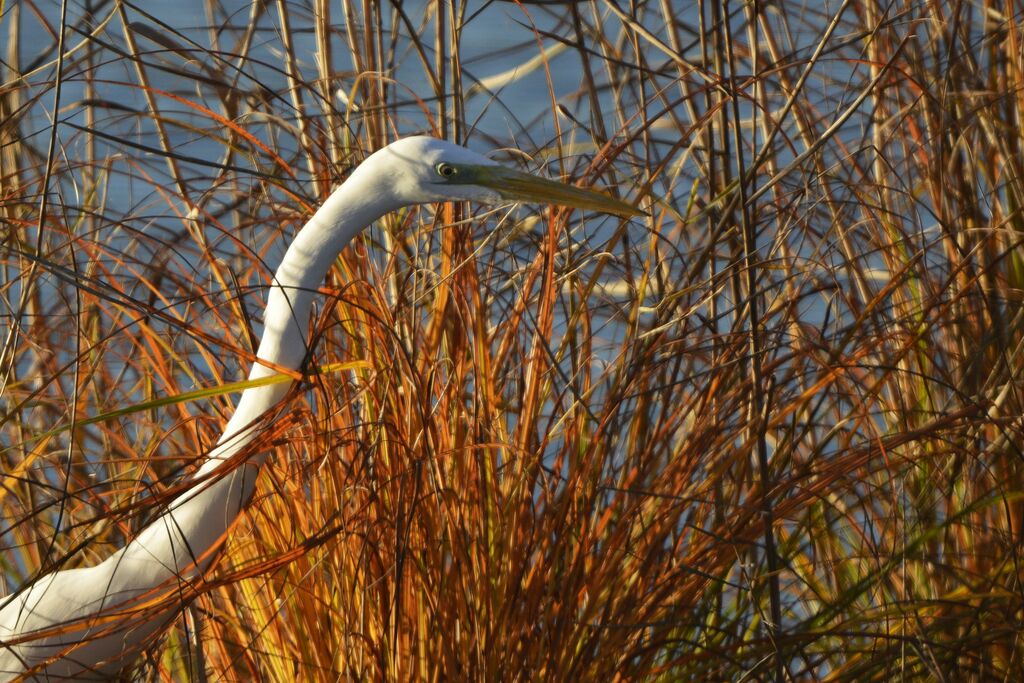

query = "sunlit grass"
[[2, 1, 1024, 680]]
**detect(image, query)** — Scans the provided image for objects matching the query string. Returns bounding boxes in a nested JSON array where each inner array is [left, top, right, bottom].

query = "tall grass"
[[2, 0, 1023, 680]]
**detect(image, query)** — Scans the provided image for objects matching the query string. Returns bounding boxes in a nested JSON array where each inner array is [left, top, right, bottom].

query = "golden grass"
[[2, 1, 1024, 680]]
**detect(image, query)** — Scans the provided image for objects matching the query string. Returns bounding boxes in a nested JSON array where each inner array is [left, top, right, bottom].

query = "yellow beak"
[[471, 165, 645, 217]]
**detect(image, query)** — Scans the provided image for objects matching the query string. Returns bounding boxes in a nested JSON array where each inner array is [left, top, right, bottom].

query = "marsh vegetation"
[[2, 0, 1023, 679]]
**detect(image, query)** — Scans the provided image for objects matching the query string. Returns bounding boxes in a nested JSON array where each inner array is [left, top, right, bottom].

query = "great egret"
[[0, 136, 640, 680]]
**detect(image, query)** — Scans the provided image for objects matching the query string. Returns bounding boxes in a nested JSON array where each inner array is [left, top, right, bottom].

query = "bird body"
[[0, 136, 638, 679]]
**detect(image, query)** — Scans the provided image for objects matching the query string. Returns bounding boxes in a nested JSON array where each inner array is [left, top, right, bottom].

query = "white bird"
[[0, 136, 640, 680]]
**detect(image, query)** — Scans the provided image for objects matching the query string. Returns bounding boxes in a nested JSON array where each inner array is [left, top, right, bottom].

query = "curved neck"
[[197, 161, 400, 476], [123, 161, 404, 616], [0, 147, 412, 680]]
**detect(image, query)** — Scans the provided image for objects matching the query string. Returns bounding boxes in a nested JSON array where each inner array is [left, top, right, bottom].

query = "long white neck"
[[0, 153, 402, 681], [131, 156, 403, 572], [197, 160, 399, 477]]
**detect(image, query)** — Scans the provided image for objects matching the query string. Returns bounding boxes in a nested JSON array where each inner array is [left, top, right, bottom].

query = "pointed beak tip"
[[620, 203, 648, 218], [590, 195, 647, 219]]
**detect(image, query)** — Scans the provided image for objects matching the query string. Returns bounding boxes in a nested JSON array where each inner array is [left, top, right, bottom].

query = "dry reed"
[[2, 1, 1023, 680]]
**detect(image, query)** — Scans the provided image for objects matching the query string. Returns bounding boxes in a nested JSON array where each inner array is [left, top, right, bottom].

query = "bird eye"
[[436, 163, 457, 178]]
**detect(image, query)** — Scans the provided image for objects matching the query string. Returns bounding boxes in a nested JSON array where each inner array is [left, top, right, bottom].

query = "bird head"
[[373, 136, 644, 217]]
